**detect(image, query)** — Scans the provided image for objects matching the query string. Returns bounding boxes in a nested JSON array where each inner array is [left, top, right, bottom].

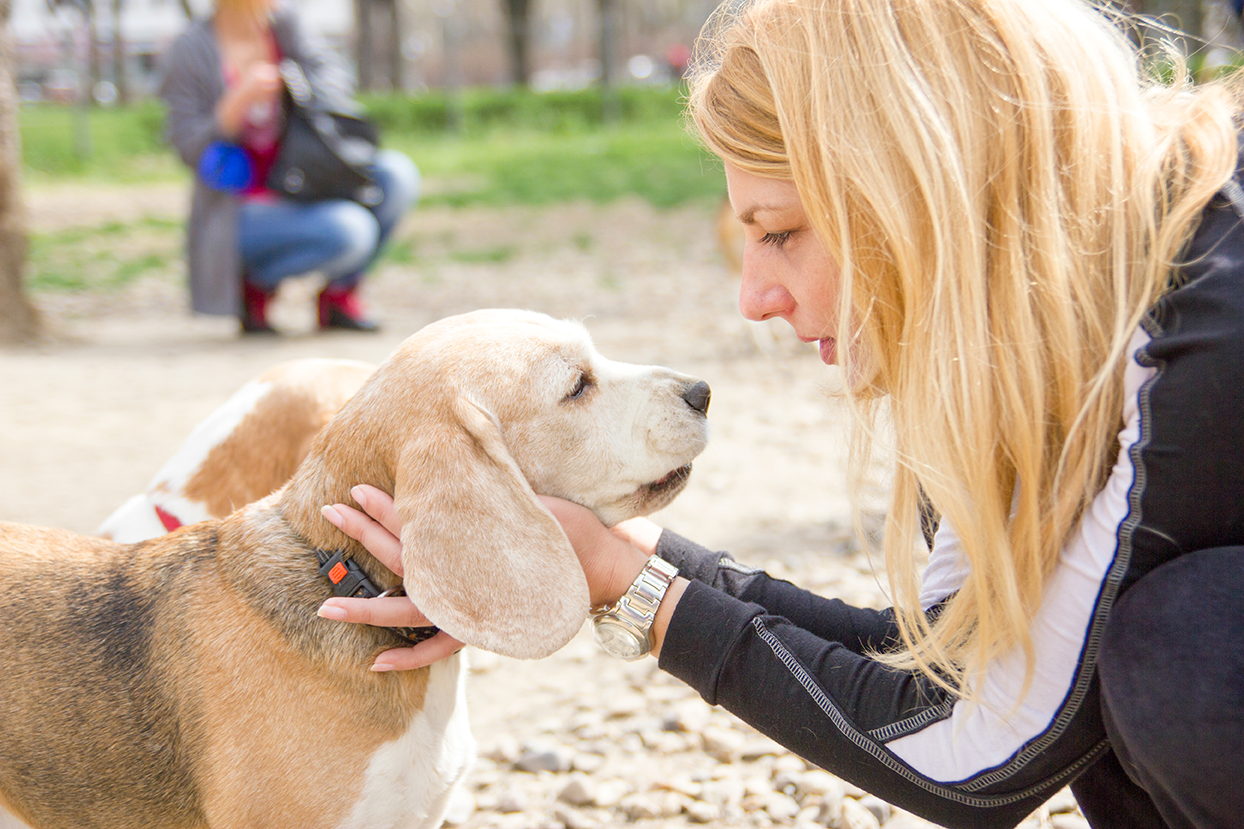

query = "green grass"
[[20, 101, 182, 183], [386, 123, 723, 208], [448, 245, 519, 264], [17, 86, 725, 296], [26, 216, 181, 292], [18, 86, 726, 207]]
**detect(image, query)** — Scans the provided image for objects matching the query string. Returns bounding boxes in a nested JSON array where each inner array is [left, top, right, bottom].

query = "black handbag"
[[266, 59, 384, 206]]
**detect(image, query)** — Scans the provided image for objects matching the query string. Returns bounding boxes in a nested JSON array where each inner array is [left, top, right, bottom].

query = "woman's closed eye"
[[761, 230, 793, 248]]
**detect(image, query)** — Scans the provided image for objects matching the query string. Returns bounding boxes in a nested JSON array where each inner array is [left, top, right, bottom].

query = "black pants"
[[1072, 548, 1244, 829]]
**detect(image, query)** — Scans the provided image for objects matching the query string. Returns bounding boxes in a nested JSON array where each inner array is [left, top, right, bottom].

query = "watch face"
[[593, 619, 645, 660]]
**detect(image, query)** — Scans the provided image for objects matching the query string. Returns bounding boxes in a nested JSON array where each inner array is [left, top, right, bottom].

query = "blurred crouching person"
[[159, 0, 419, 335]]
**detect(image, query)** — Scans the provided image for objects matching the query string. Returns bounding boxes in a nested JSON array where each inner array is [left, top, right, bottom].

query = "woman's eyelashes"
[[760, 230, 793, 248]]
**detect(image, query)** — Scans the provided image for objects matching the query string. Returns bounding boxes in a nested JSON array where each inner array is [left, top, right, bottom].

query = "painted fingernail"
[[351, 486, 368, 509], [321, 505, 343, 527], [317, 603, 347, 621]]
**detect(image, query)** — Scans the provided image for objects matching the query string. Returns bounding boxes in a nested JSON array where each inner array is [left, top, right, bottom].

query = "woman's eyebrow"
[[737, 202, 794, 225]]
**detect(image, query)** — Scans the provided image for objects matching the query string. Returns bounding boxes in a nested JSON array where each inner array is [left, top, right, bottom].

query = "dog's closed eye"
[[564, 370, 594, 402]]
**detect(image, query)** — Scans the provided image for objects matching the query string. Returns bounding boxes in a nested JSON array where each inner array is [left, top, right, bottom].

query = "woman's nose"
[[738, 254, 794, 322]]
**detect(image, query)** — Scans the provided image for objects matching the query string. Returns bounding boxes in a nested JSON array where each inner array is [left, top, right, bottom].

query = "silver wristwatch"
[[591, 555, 679, 661]]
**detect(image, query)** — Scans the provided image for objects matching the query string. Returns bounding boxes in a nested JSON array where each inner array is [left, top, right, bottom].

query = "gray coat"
[[159, 8, 356, 315]]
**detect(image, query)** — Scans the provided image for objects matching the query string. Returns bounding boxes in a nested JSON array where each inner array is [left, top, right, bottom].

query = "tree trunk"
[[503, 0, 532, 87], [112, 0, 128, 104], [0, 0, 42, 344], [598, 0, 619, 122], [88, 1, 100, 102], [386, 0, 401, 91], [355, 0, 375, 92]]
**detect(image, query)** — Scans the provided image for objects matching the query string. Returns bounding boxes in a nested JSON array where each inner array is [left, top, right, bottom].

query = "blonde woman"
[[160, 0, 419, 334], [318, 0, 1244, 825]]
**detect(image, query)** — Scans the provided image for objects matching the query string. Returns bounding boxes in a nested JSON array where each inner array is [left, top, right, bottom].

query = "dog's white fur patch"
[[97, 380, 272, 542], [337, 654, 475, 829]]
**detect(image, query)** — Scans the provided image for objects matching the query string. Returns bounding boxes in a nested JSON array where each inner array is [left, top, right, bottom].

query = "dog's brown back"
[[0, 523, 211, 828], [0, 518, 430, 829]]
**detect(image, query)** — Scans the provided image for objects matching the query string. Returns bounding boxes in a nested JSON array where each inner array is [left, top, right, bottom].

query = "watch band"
[[595, 555, 679, 632]]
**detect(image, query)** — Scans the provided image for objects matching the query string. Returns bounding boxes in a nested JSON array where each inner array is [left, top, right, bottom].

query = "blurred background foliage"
[[18, 84, 725, 207]]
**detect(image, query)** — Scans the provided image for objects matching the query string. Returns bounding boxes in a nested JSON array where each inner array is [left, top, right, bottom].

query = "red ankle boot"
[[318, 284, 380, 332], [240, 280, 277, 335]]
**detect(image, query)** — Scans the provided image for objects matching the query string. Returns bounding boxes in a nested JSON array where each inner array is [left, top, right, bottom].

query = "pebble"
[[558, 774, 596, 807], [700, 724, 746, 761], [686, 801, 721, 823], [591, 779, 629, 808], [514, 744, 574, 774], [764, 792, 801, 821], [841, 797, 883, 829], [1045, 788, 1081, 815], [1050, 816, 1092, 829], [857, 794, 892, 825], [496, 788, 528, 814]]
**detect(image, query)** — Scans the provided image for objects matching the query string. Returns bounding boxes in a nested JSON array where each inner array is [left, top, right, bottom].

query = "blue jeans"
[[238, 149, 420, 292]]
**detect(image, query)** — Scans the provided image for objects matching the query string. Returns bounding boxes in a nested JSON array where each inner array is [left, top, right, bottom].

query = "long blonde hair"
[[689, 0, 1241, 697]]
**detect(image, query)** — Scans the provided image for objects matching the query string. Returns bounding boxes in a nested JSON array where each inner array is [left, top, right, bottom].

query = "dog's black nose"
[[682, 381, 711, 414]]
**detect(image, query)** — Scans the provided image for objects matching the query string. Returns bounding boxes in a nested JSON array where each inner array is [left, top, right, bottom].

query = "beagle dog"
[[98, 358, 377, 543], [0, 309, 710, 829]]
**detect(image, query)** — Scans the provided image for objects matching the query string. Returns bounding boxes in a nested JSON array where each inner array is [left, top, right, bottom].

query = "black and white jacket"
[[654, 178, 1244, 828]]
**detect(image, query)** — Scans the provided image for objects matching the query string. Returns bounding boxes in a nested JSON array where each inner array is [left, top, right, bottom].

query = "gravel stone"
[[700, 725, 746, 761], [590, 780, 630, 808], [618, 793, 662, 821], [858, 794, 893, 824], [552, 806, 601, 829], [841, 797, 883, 829], [686, 801, 722, 823], [515, 745, 574, 774], [1050, 816, 1092, 829], [558, 774, 596, 807], [764, 792, 802, 821], [1045, 788, 1081, 815], [496, 789, 528, 814]]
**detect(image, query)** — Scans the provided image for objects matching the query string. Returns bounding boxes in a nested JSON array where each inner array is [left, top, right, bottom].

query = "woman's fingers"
[[320, 485, 466, 672], [371, 631, 466, 672], [610, 516, 663, 556], [350, 484, 403, 539], [318, 595, 428, 627], [321, 502, 404, 578]]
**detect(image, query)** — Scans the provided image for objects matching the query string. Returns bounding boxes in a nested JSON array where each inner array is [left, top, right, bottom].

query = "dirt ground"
[[0, 183, 1083, 829]]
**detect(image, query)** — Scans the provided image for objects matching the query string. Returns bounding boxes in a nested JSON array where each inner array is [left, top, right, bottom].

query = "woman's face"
[[725, 164, 842, 365]]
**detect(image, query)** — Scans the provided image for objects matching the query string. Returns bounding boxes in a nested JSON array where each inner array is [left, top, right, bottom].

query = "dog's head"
[[303, 310, 710, 659]]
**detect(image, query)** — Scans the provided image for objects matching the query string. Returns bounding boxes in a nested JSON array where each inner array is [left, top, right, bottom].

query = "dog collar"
[[154, 505, 182, 533], [315, 549, 439, 645]]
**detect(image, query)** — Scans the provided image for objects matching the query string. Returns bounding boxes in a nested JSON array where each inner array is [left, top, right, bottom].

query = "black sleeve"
[[654, 530, 1073, 828], [656, 529, 902, 655]]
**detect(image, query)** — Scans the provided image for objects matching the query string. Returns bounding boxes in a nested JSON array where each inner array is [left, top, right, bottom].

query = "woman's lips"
[[799, 335, 837, 365]]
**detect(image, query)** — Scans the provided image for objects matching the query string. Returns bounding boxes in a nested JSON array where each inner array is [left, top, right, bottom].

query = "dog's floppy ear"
[[393, 396, 591, 659]]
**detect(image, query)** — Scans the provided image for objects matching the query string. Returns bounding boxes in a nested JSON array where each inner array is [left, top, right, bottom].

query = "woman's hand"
[[540, 496, 686, 659], [537, 497, 652, 608], [317, 484, 464, 672], [214, 61, 282, 139]]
